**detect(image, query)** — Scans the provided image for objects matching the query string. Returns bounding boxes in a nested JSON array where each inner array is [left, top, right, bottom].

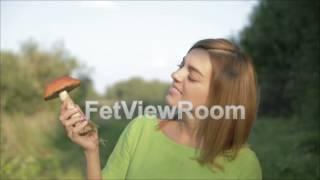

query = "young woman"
[[59, 38, 262, 179]]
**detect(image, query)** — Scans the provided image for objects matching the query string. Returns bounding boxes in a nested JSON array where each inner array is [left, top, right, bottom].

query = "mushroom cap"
[[44, 76, 80, 101]]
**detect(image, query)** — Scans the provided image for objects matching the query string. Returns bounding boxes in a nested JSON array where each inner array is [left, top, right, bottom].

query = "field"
[[1, 111, 319, 179]]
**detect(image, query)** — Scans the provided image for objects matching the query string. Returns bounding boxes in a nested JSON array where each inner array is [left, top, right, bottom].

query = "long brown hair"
[[189, 39, 259, 170]]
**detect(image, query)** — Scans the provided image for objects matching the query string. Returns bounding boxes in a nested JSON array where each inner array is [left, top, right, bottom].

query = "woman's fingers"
[[59, 108, 79, 122], [59, 103, 92, 141], [65, 116, 86, 127], [73, 105, 84, 118], [77, 105, 86, 117], [72, 120, 89, 135]]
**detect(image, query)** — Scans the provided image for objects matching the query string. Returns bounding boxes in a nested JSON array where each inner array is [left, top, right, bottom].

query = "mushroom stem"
[[59, 90, 70, 102], [59, 90, 81, 117]]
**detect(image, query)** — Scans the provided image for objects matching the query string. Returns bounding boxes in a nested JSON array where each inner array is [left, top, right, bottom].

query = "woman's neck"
[[177, 115, 199, 142]]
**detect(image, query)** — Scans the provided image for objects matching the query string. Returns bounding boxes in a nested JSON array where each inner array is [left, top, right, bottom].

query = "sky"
[[1, 1, 258, 94]]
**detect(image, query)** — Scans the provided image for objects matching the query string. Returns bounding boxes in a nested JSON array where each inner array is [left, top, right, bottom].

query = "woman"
[[59, 38, 262, 179]]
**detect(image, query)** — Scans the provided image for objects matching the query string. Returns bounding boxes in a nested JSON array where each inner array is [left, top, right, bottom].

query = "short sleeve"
[[101, 116, 143, 180]]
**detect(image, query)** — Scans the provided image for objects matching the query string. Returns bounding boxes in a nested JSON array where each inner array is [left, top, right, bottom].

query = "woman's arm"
[[85, 149, 102, 180], [59, 102, 104, 179]]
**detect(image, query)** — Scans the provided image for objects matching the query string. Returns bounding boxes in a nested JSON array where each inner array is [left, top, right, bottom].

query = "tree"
[[105, 77, 170, 105], [239, 0, 319, 120], [0, 40, 98, 114]]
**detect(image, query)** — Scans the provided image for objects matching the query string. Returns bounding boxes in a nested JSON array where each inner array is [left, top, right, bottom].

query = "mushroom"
[[44, 76, 96, 136]]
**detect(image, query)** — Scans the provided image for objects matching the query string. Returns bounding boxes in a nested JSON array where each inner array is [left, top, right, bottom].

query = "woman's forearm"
[[84, 149, 102, 180]]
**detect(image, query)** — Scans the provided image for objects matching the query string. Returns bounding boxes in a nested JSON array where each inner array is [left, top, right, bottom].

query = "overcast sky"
[[1, 1, 258, 94]]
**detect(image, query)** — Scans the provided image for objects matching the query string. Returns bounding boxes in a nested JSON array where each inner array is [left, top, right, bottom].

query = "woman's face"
[[166, 48, 212, 109]]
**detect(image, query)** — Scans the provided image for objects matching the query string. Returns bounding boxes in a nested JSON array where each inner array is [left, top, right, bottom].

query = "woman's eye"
[[188, 76, 197, 82]]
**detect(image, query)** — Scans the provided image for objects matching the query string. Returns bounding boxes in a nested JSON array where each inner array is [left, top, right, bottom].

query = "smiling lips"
[[169, 85, 183, 95]]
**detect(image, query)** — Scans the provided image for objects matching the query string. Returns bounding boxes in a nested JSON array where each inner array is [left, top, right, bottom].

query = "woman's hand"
[[59, 101, 99, 152]]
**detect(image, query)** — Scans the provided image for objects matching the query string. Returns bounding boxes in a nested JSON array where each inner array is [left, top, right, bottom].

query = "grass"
[[1, 111, 319, 179]]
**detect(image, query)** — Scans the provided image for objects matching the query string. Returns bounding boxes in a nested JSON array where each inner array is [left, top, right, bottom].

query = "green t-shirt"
[[102, 115, 262, 180]]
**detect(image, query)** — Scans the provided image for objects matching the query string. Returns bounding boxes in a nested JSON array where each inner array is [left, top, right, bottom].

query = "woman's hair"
[[157, 38, 259, 170], [189, 39, 259, 170]]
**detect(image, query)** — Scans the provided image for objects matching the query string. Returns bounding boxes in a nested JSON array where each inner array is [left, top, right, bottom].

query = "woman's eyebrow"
[[183, 56, 204, 77], [188, 65, 204, 77], [182, 56, 204, 77]]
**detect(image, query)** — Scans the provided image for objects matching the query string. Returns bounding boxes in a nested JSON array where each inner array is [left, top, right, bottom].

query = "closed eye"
[[188, 76, 197, 82]]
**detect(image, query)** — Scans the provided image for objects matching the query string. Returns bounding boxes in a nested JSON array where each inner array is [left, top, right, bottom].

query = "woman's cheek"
[[188, 88, 209, 107]]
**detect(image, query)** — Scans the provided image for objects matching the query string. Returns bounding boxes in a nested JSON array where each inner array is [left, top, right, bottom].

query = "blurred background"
[[0, 0, 319, 179]]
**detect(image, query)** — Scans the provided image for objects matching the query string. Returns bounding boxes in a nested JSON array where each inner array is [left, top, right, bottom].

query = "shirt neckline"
[[147, 115, 250, 154], [148, 115, 198, 152]]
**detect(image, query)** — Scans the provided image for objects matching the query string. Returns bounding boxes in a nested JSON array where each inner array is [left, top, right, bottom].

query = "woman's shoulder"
[[230, 145, 260, 165], [239, 145, 259, 160], [229, 145, 262, 178]]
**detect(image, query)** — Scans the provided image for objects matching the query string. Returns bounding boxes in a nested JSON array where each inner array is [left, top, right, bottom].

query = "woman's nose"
[[171, 69, 183, 82]]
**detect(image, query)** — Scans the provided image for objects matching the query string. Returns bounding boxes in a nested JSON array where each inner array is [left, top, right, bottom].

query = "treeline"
[[1, 40, 98, 115], [0, 41, 170, 116], [239, 0, 319, 121], [105, 77, 169, 105]]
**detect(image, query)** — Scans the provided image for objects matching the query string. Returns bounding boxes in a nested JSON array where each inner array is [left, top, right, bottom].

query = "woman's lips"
[[169, 86, 182, 96]]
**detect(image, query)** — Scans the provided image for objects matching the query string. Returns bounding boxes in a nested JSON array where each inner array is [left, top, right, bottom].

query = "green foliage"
[[19, 40, 77, 87], [105, 77, 170, 105], [239, 2, 320, 176], [1, 154, 65, 179], [239, 0, 319, 120], [249, 117, 320, 179], [1, 51, 40, 114], [0, 39, 172, 179], [0, 40, 100, 179], [73, 75, 100, 109], [0, 112, 83, 179], [0, 40, 98, 114], [0, 40, 78, 114]]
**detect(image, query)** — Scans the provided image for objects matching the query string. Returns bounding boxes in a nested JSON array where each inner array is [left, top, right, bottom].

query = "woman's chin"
[[165, 94, 179, 106]]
